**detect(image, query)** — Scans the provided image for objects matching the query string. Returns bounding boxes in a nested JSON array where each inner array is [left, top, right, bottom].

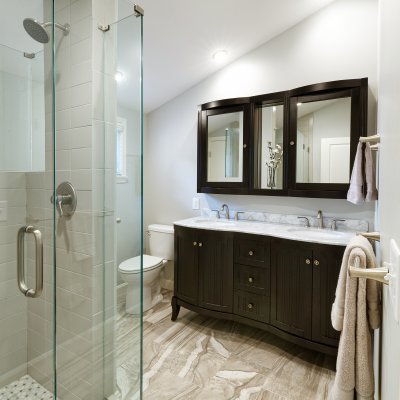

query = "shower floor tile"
[[0, 375, 53, 400]]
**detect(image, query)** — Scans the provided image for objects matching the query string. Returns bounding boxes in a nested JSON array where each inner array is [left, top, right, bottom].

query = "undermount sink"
[[194, 218, 237, 227], [286, 227, 352, 240]]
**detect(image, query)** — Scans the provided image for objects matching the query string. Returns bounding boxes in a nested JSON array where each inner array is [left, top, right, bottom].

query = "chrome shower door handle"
[[17, 225, 43, 298]]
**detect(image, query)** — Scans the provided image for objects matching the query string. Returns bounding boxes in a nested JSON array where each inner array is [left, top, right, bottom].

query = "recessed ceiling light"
[[212, 49, 228, 62], [115, 71, 124, 82]]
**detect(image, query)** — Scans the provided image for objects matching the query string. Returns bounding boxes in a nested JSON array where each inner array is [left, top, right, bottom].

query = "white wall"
[[377, 0, 400, 397], [145, 0, 378, 232]]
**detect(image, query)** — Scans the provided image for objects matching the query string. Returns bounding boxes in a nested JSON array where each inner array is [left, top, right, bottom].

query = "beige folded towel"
[[330, 235, 381, 400]]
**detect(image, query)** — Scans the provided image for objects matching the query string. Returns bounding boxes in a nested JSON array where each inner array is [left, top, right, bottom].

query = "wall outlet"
[[0, 201, 7, 222], [192, 197, 200, 210]]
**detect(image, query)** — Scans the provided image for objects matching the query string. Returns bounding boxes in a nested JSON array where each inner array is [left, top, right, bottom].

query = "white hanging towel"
[[364, 142, 378, 201], [347, 142, 364, 204]]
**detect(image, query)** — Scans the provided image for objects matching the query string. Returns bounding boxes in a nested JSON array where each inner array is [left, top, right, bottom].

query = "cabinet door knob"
[[248, 250, 254, 256], [243, 144, 247, 149], [305, 258, 311, 264], [198, 242, 203, 247], [314, 259, 320, 266], [247, 303, 254, 309], [193, 241, 197, 246], [290, 140, 295, 146], [248, 277, 254, 283]]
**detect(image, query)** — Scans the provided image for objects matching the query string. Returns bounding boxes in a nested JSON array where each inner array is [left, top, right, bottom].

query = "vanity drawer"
[[234, 236, 269, 267], [234, 264, 268, 294], [234, 290, 269, 323]]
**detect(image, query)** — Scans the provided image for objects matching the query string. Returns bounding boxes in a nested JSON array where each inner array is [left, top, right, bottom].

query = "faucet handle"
[[211, 209, 220, 219], [330, 219, 345, 231], [234, 211, 245, 221], [298, 216, 310, 228]]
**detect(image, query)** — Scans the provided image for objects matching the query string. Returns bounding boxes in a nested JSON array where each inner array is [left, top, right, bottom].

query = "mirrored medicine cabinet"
[[197, 78, 368, 199]]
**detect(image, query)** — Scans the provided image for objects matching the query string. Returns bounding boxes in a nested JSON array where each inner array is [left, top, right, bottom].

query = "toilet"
[[118, 224, 174, 314]]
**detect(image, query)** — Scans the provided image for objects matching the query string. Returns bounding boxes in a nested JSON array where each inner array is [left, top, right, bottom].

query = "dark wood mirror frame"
[[197, 78, 368, 199]]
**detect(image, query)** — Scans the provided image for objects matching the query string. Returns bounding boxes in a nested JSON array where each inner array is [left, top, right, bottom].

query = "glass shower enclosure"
[[0, 1, 143, 399]]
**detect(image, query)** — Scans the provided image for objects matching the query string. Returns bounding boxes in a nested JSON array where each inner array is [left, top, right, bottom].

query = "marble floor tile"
[[115, 290, 336, 400]]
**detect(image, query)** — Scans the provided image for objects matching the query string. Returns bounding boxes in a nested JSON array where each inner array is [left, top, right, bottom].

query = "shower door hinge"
[[24, 52, 35, 59], [134, 4, 144, 17], [98, 24, 110, 32]]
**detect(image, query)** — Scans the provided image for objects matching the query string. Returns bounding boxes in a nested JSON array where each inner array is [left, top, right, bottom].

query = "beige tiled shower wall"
[[25, 1, 118, 399], [0, 172, 27, 388]]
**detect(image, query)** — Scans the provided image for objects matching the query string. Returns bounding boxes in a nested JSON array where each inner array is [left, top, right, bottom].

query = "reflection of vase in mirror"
[[265, 141, 283, 189], [254, 103, 284, 190]]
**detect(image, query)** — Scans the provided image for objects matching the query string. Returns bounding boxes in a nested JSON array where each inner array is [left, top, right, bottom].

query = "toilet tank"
[[148, 224, 174, 260]]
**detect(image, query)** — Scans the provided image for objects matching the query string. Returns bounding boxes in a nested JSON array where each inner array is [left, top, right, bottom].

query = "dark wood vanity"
[[172, 225, 344, 356], [198, 78, 368, 199]]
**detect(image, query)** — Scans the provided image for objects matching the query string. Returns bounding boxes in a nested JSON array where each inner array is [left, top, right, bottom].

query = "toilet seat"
[[118, 254, 163, 274]]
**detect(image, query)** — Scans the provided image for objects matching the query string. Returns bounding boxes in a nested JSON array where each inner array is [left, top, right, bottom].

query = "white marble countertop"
[[174, 217, 356, 246]]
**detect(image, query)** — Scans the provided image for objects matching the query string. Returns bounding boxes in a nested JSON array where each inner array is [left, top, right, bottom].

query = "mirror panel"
[[207, 111, 243, 182], [296, 97, 351, 184], [254, 103, 284, 190]]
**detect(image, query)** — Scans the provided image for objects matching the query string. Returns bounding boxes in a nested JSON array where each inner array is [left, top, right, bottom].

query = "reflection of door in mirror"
[[296, 115, 313, 183], [254, 104, 284, 190], [207, 112, 243, 182], [296, 97, 351, 184]]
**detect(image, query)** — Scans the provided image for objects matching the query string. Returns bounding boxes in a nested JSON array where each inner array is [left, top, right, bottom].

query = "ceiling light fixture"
[[212, 49, 228, 62], [115, 71, 124, 82]]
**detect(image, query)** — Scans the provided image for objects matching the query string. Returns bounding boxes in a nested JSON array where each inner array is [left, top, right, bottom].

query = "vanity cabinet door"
[[270, 238, 313, 339], [311, 244, 344, 346], [174, 226, 199, 305], [198, 230, 233, 313]]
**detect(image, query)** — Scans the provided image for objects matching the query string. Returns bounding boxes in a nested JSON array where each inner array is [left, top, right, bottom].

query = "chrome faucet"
[[298, 216, 310, 228], [220, 204, 229, 219], [317, 210, 323, 229]]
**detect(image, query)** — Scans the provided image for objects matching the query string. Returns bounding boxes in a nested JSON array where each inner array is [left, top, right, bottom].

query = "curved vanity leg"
[[171, 296, 180, 321]]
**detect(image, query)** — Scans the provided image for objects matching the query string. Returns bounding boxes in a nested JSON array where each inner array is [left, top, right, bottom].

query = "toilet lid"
[[118, 254, 163, 274]]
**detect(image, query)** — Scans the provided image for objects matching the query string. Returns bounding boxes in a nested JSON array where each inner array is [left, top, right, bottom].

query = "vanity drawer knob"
[[248, 250, 254, 256], [198, 242, 203, 247], [290, 140, 295, 146], [305, 258, 311, 265], [243, 144, 247, 149], [248, 277, 254, 283], [193, 241, 197, 246], [314, 260, 320, 266], [247, 303, 254, 310]]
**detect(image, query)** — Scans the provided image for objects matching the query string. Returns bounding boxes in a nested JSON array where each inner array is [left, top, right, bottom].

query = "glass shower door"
[[0, 1, 56, 398], [52, 2, 144, 399]]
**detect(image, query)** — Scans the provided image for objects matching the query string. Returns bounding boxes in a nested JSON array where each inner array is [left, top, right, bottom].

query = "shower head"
[[23, 18, 70, 44]]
